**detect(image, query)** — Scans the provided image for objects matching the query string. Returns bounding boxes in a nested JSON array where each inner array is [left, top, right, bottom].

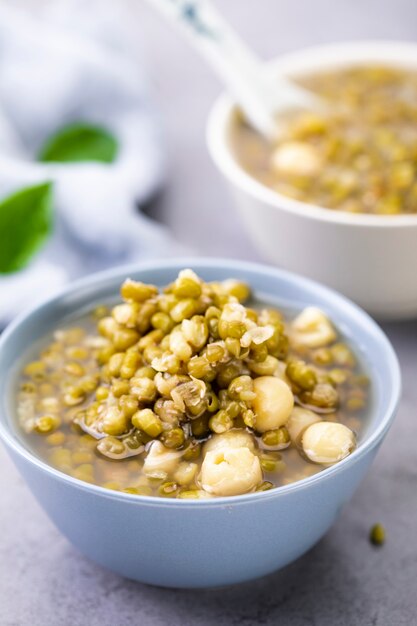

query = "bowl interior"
[[208, 40, 417, 227], [0, 258, 401, 500]]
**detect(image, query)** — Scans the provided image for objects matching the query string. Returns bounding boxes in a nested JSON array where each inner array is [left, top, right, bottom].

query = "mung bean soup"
[[17, 270, 369, 498], [231, 65, 417, 215]]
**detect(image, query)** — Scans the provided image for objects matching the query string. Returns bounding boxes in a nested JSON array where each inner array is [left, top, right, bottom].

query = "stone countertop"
[[1, 1, 417, 624]]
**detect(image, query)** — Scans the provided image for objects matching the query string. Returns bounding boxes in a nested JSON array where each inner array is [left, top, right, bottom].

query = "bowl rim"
[[207, 39, 417, 228], [0, 257, 401, 507]]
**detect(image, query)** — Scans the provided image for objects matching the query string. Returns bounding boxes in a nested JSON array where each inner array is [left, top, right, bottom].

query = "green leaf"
[[38, 122, 119, 163], [0, 182, 53, 274]]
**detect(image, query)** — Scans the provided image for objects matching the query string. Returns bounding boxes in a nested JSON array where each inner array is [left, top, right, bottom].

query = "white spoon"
[[145, 0, 323, 139]]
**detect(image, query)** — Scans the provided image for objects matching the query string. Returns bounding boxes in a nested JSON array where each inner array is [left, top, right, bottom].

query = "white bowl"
[[207, 41, 417, 320]]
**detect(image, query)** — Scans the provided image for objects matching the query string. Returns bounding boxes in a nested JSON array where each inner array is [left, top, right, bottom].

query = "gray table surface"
[[2, 1, 417, 624]]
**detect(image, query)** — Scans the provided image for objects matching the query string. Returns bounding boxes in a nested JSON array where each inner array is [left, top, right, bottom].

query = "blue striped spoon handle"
[[145, 0, 322, 138]]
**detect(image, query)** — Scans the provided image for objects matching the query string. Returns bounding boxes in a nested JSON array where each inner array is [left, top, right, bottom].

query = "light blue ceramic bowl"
[[0, 259, 401, 588]]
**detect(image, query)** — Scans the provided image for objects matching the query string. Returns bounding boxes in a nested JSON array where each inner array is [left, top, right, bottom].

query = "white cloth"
[[0, 1, 178, 324]]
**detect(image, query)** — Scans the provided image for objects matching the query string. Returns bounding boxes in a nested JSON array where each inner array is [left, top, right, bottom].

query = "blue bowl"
[[0, 259, 401, 588]]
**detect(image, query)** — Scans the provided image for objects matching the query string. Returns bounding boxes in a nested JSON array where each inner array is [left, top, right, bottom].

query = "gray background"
[[1, 1, 417, 625]]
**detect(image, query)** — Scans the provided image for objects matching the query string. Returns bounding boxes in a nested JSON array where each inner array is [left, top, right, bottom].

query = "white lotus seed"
[[302, 421, 355, 464], [253, 376, 294, 433], [200, 447, 262, 496], [143, 440, 181, 478], [271, 141, 322, 177], [291, 307, 336, 348]]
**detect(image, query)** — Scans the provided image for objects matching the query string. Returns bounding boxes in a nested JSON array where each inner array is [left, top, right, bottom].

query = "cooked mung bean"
[[370, 522, 386, 546], [17, 270, 369, 498]]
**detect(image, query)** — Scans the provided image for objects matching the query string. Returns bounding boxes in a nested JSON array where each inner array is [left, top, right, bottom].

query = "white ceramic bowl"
[[207, 41, 417, 320]]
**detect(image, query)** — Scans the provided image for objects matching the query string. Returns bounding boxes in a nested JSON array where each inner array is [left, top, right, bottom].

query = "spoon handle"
[[145, 0, 318, 138]]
